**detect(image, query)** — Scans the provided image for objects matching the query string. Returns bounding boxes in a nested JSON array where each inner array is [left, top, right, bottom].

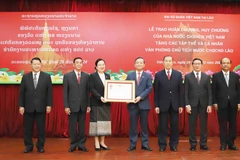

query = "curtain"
[[0, 0, 240, 137]]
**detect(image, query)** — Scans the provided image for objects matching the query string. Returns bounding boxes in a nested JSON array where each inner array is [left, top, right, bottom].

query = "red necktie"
[[77, 72, 81, 84], [137, 72, 141, 85], [167, 70, 170, 80]]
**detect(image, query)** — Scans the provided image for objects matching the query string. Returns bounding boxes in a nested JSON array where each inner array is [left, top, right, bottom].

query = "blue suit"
[[126, 71, 152, 147], [153, 69, 184, 149]]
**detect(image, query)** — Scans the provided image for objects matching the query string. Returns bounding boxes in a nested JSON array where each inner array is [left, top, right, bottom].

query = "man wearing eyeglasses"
[[184, 58, 212, 151]]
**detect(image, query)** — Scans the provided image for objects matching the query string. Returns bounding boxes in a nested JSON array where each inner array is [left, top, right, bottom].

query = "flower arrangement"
[[0, 65, 239, 84]]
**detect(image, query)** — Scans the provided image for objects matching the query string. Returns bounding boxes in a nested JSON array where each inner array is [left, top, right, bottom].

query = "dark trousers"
[[218, 101, 237, 146], [68, 109, 86, 149], [188, 101, 208, 146], [129, 105, 150, 147], [24, 111, 46, 149], [158, 105, 179, 148]]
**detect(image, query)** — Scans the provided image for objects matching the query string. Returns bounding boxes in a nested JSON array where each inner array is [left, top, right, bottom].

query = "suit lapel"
[[29, 72, 35, 89], [36, 72, 44, 89], [71, 71, 79, 86], [79, 72, 85, 86], [229, 72, 233, 88], [161, 70, 168, 81], [191, 71, 199, 85], [199, 72, 204, 86], [95, 72, 105, 87], [138, 72, 145, 86], [220, 72, 228, 87], [170, 70, 174, 82], [132, 72, 137, 86]]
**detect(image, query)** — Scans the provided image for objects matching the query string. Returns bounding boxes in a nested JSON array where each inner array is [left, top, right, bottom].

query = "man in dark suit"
[[126, 57, 153, 151], [184, 58, 212, 151], [19, 57, 53, 153], [63, 57, 90, 152], [153, 55, 184, 152], [212, 57, 240, 151]]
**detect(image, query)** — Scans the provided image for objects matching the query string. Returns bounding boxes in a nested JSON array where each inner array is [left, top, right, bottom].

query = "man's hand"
[[134, 96, 141, 103], [179, 107, 183, 114], [186, 106, 191, 114], [65, 108, 71, 115], [207, 106, 212, 113], [155, 107, 160, 114], [101, 97, 106, 103], [213, 104, 218, 111], [19, 107, 24, 115], [238, 104, 240, 111], [46, 106, 51, 113], [86, 107, 91, 113]]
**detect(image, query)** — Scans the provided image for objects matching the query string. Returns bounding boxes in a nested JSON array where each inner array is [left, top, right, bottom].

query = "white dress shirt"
[[98, 72, 106, 86], [165, 68, 172, 76], [136, 70, 143, 77], [74, 70, 81, 79], [193, 71, 201, 80], [222, 70, 230, 86]]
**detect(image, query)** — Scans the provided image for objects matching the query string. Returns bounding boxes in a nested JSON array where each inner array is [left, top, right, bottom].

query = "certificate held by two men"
[[104, 80, 135, 103]]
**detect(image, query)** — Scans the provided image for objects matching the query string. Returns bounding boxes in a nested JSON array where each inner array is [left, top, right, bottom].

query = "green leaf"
[[7, 71, 16, 76], [105, 70, 111, 74], [127, 70, 135, 74], [233, 65, 240, 72], [110, 73, 119, 76], [57, 70, 62, 75], [119, 69, 124, 74], [18, 70, 24, 75], [44, 71, 55, 75], [113, 76, 119, 80], [0, 68, 9, 72]]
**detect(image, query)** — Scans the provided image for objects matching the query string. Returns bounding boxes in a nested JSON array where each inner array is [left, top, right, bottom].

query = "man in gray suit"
[[63, 57, 90, 152], [184, 58, 212, 151], [126, 57, 153, 151], [19, 57, 53, 153]]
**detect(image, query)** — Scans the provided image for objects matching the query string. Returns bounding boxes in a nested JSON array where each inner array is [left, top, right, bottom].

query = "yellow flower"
[[14, 74, 22, 82], [52, 75, 61, 82], [119, 73, 127, 80], [0, 72, 10, 82], [110, 76, 115, 80]]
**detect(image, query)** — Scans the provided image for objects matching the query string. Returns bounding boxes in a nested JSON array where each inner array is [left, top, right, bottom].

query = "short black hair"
[[163, 55, 173, 61], [192, 58, 203, 65], [220, 57, 232, 64], [31, 57, 41, 63], [135, 57, 145, 64], [73, 57, 83, 63], [95, 58, 105, 70], [95, 58, 105, 67]]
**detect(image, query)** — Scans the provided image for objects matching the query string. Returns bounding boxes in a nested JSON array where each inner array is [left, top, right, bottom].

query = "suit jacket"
[[184, 71, 212, 108], [89, 72, 110, 106], [212, 71, 240, 109], [63, 71, 90, 112], [154, 69, 184, 112], [19, 71, 53, 112], [126, 71, 152, 110]]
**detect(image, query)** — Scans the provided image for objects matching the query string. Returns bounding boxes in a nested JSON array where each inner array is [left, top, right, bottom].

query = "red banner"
[[0, 12, 239, 84]]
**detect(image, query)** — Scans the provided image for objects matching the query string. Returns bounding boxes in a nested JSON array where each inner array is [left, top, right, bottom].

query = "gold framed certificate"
[[104, 80, 135, 102]]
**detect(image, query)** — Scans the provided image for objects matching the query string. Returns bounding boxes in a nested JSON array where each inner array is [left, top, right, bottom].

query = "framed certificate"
[[104, 80, 135, 102]]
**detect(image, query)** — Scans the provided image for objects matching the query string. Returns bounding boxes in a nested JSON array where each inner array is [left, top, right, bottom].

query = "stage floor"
[[0, 137, 240, 160]]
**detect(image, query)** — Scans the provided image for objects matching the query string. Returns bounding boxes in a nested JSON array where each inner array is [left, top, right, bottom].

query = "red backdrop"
[[0, 0, 240, 137], [1, 12, 240, 84]]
